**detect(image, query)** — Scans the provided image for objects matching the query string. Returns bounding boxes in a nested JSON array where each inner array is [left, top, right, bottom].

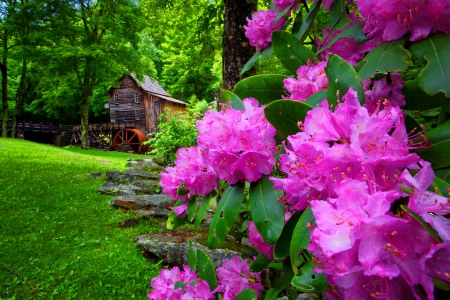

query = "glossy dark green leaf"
[[431, 176, 450, 198], [433, 278, 450, 291], [260, 45, 273, 63], [272, 31, 314, 75], [235, 289, 258, 300], [187, 196, 199, 222], [208, 184, 245, 248], [326, 54, 365, 106], [304, 90, 327, 107], [221, 90, 245, 110], [188, 240, 197, 271], [402, 80, 449, 110], [295, 0, 322, 42], [291, 9, 303, 36], [317, 24, 368, 55], [249, 176, 285, 244], [195, 194, 214, 229], [424, 119, 450, 144], [275, 3, 295, 24], [411, 33, 450, 97], [400, 205, 443, 242], [264, 100, 312, 137], [357, 40, 411, 81], [434, 168, 450, 183], [290, 207, 314, 274], [167, 201, 187, 230], [274, 212, 302, 260], [404, 114, 422, 135], [291, 259, 331, 293], [240, 51, 261, 76], [418, 140, 450, 169], [234, 75, 288, 105], [197, 249, 218, 290], [250, 253, 271, 273], [329, 0, 351, 30], [177, 184, 189, 196]]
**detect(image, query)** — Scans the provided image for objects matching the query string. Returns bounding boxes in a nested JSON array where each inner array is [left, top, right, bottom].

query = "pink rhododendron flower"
[[197, 98, 278, 184], [148, 265, 214, 300], [160, 146, 218, 203], [420, 242, 450, 296], [274, 0, 299, 13], [215, 256, 264, 299], [244, 10, 284, 51], [363, 72, 405, 114], [355, 0, 450, 41], [283, 60, 328, 101]]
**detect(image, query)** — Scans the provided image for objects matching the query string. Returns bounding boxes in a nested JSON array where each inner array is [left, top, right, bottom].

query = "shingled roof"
[[131, 74, 170, 96]]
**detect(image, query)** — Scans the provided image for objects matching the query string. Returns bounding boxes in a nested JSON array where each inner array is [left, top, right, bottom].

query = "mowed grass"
[[0, 138, 164, 299]]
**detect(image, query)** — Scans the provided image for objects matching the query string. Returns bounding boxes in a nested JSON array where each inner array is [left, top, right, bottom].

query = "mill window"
[[135, 93, 140, 103], [114, 93, 119, 105], [135, 109, 141, 120]]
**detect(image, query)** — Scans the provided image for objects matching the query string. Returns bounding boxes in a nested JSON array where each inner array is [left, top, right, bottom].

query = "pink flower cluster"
[[244, 9, 284, 51], [147, 265, 214, 300], [355, 0, 450, 42], [274, 0, 299, 13], [215, 256, 264, 300], [283, 60, 328, 101], [271, 88, 450, 298], [160, 98, 277, 214], [148, 256, 264, 300], [363, 72, 405, 114]]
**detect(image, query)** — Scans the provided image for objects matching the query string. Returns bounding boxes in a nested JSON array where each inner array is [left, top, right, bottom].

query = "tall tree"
[[222, 0, 257, 91]]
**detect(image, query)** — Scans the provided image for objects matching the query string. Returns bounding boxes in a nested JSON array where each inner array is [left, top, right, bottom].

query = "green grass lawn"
[[0, 138, 164, 299]]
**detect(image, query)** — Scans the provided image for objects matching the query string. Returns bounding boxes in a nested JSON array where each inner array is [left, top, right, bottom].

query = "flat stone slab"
[[106, 170, 160, 183], [135, 228, 253, 268], [98, 183, 142, 195], [109, 194, 176, 210]]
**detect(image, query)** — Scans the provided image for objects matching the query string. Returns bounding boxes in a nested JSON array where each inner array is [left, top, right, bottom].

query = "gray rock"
[[106, 170, 160, 183], [108, 194, 176, 210], [98, 183, 142, 195], [136, 208, 172, 218], [135, 229, 253, 268], [132, 180, 160, 194], [89, 172, 103, 179]]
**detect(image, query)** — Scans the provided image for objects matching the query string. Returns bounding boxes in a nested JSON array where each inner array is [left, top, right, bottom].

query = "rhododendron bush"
[[149, 1, 450, 299]]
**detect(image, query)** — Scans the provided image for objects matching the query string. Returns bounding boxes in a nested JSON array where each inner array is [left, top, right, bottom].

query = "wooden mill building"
[[105, 74, 187, 153]]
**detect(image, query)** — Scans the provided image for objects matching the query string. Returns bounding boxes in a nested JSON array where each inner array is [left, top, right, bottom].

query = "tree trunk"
[[1, 31, 8, 137], [12, 58, 27, 138], [222, 0, 257, 91], [80, 94, 90, 149]]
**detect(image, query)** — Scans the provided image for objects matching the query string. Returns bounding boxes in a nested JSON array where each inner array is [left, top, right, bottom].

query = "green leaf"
[[221, 90, 245, 110], [275, 3, 295, 24], [291, 9, 303, 37], [208, 184, 245, 248], [402, 80, 449, 110], [260, 45, 274, 63], [317, 24, 368, 55], [411, 33, 450, 97], [400, 205, 443, 242], [295, 0, 322, 42], [357, 40, 411, 80], [195, 194, 214, 229], [249, 176, 285, 244], [329, 0, 351, 30], [325, 54, 365, 106], [304, 90, 327, 107], [418, 121, 450, 169], [167, 201, 187, 230], [433, 278, 450, 291], [431, 176, 450, 197], [264, 100, 313, 137], [188, 240, 197, 271], [235, 289, 258, 300], [272, 31, 314, 75], [197, 249, 219, 291], [274, 212, 302, 260], [234, 75, 288, 105], [240, 51, 261, 76], [434, 168, 450, 183], [177, 184, 189, 196], [290, 207, 314, 275], [250, 253, 271, 273], [264, 287, 284, 300], [187, 196, 199, 222], [291, 259, 331, 293]]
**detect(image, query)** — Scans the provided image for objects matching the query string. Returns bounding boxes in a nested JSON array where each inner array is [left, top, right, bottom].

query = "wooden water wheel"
[[113, 128, 148, 154]]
